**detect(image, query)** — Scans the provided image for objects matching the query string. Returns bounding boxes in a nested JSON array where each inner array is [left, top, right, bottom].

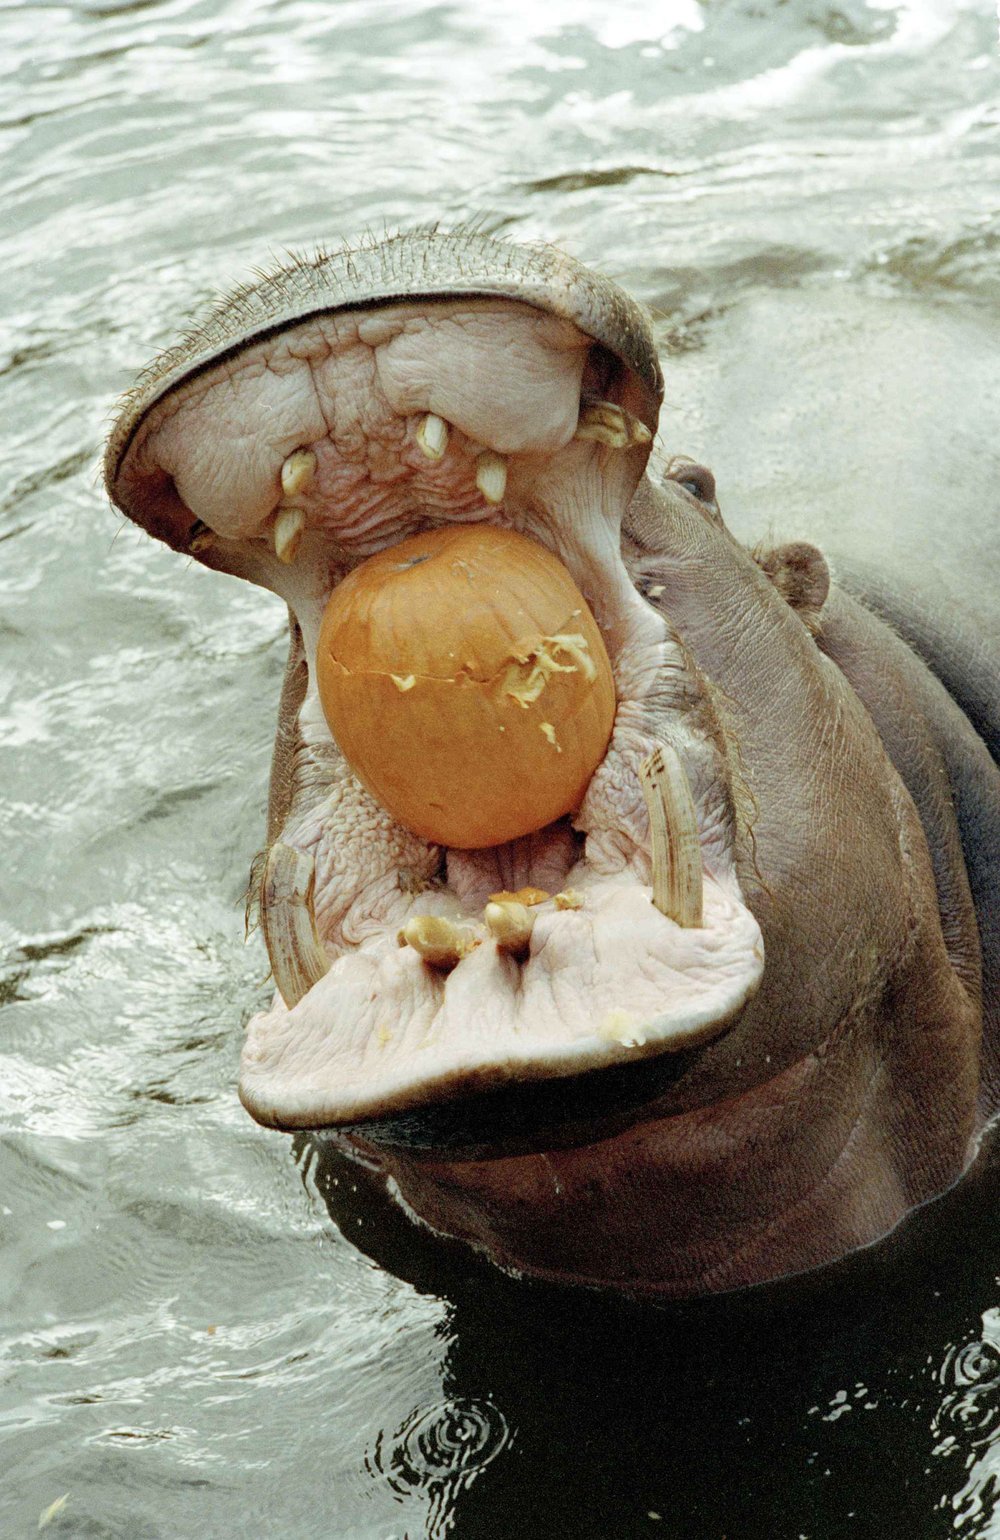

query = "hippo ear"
[[754, 541, 830, 635]]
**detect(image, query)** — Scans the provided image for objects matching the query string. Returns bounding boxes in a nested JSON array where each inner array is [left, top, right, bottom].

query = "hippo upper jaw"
[[105, 238, 765, 1135]]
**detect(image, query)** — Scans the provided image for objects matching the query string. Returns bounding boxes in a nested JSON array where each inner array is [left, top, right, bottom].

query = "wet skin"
[[105, 230, 1000, 1296]]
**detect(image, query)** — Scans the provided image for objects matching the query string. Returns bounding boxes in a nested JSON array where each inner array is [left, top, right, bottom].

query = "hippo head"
[[105, 230, 981, 1296]]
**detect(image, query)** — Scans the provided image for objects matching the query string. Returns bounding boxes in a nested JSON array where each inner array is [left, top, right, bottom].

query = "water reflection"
[[306, 1130, 1000, 1537]]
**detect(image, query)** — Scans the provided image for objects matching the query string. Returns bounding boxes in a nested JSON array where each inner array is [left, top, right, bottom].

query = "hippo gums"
[[104, 230, 1000, 1296]]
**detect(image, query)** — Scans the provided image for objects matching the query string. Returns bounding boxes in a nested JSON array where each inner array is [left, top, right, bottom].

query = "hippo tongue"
[[446, 825, 581, 910]]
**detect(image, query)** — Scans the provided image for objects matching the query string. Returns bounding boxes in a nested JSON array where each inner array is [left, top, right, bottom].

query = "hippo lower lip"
[[106, 270, 763, 1131]]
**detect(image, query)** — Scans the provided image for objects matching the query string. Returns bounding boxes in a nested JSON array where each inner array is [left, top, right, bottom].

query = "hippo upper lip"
[[104, 228, 663, 532], [104, 230, 764, 1132]]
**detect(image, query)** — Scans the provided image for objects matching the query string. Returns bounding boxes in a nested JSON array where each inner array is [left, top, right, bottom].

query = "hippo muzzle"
[[106, 232, 764, 1128], [105, 230, 990, 1294]]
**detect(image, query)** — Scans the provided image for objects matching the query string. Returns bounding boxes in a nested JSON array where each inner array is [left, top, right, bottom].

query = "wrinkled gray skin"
[[105, 230, 1000, 1296]]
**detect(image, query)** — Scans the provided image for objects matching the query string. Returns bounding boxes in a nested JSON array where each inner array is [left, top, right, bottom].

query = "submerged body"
[[105, 230, 1000, 1295]]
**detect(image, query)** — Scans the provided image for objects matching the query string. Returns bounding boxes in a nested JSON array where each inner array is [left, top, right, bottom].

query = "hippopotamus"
[[104, 229, 1000, 1297]]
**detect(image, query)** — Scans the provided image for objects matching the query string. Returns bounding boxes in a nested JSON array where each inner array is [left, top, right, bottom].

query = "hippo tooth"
[[399, 915, 477, 970], [416, 413, 449, 460], [280, 449, 317, 498], [484, 899, 534, 955], [260, 842, 331, 1008], [475, 450, 508, 505], [274, 507, 306, 564], [638, 746, 704, 928], [574, 399, 652, 450], [189, 520, 216, 554]]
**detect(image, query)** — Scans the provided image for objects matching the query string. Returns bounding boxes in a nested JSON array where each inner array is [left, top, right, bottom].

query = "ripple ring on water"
[[367, 1398, 511, 1498], [933, 1340, 1000, 1443]]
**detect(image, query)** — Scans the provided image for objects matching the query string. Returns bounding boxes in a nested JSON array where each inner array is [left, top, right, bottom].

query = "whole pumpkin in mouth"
[[315, 523, 617, 849]]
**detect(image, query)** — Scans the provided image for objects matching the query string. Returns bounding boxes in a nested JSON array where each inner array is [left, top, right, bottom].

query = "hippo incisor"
[[104, 230, 1000, 1296]]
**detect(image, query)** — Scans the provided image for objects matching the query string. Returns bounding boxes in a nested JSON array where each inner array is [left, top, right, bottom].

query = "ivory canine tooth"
[[639, 745, 704, 928], [401, 915, 476, 970], [189, 520, 216, 554], [416, 413, 449, 460], [575, 400, 652, 449], [274, 507, 306, 564], [260, 843, 330, 1008], [484, 900, 534, 955], [475, 451, 507, 505], [280, 449, 317, 498]]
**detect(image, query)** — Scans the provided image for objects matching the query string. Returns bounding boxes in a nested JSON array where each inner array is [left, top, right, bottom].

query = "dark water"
[[2, 0, 999, 1535]]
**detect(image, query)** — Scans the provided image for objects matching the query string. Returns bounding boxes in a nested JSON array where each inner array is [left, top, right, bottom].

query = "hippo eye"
[[674, 465, 716, 505]]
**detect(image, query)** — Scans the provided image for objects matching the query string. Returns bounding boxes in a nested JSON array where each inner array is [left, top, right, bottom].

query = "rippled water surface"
[[2, 0, 999, 1534]]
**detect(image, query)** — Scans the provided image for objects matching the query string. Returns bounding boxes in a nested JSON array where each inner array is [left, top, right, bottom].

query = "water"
[[2, 0, 998, 1533]]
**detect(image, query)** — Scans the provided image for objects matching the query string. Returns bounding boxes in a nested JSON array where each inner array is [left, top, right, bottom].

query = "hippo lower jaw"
[[242, 792, 763, 1133]]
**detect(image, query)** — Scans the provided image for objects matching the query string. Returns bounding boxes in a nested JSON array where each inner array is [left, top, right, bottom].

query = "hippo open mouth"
[[105, 233, 764, 1136]]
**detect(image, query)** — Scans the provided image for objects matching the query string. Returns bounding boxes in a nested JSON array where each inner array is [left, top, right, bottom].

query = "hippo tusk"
[[416, 413, 449, 460], [260, 842, 331, 1007], [280, 449, 317, 498], [274, 507, 306, 564], [639, 746, 704, 928], [399, 915, 477, 970], [574, 399, 652, 449], [484, 899, 534, 955], [475, 450, 507, 505]]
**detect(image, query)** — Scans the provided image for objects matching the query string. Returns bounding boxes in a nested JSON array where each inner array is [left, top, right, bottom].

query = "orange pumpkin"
[[316, 524, 616, 849]]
